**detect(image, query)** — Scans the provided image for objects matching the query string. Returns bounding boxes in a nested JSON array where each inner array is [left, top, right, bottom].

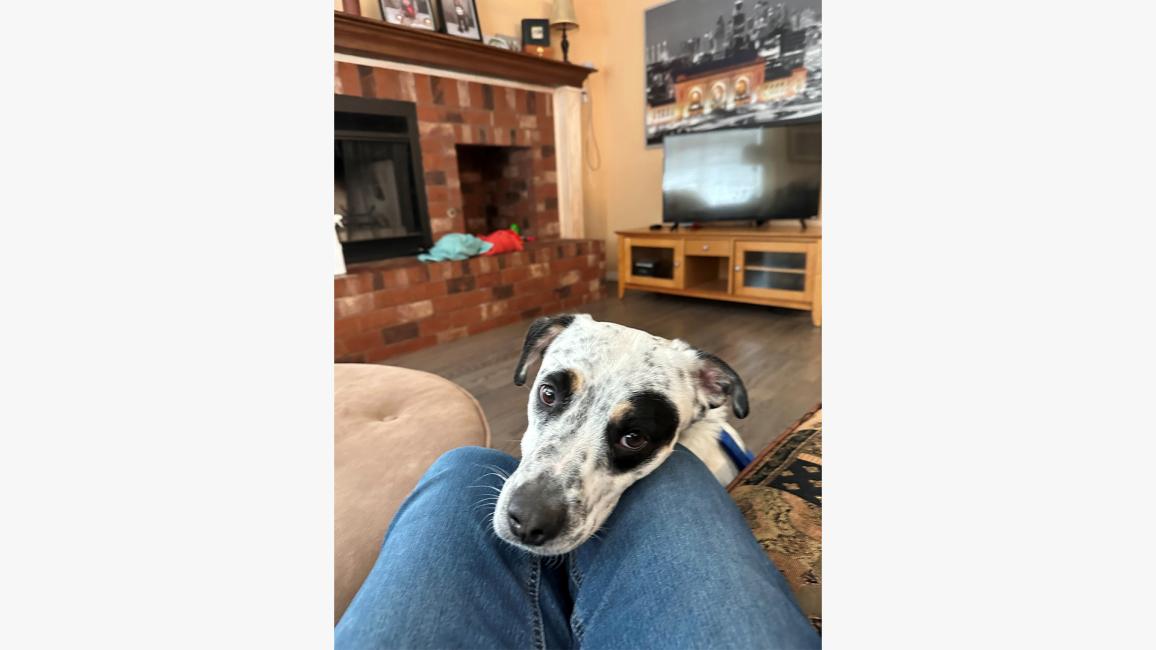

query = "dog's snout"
[[506, 481, 568, 547]]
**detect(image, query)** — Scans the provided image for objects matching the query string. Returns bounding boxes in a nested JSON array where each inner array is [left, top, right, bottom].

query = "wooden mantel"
[[335, 12, 597, 89]]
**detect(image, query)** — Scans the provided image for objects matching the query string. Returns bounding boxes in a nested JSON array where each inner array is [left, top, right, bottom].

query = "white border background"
[[1, 0, 1153, 647], [825, 0, 1155, 646], [1, 1, 333, 647]]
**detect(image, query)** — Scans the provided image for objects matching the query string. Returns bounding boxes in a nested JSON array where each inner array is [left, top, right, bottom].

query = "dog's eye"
[[618, 431, 647, 451], [539, 384, 556, 406]]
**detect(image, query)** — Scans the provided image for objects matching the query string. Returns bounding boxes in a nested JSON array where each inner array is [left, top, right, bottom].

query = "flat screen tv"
[[662, 123, 821, 224]]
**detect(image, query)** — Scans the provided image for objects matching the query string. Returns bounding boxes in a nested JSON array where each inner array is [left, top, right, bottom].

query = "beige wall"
[[575, 0, 662, 275]]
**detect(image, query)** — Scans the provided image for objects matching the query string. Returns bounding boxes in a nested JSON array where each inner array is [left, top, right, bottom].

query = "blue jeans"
[[336, 445, 820, 649]]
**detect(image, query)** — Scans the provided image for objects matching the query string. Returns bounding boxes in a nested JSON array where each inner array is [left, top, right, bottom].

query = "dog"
[[491, 313, 752, 556]]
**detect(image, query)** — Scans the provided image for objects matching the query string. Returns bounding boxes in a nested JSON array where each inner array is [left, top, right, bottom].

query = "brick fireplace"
[[335, 62, 560, 240], [333, 59, 604, 362]]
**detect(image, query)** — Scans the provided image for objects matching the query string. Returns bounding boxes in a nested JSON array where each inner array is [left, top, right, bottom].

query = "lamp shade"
[[550, 0, 579, 29]]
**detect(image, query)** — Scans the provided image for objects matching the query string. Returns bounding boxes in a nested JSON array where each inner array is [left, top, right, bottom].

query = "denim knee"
[[662, 444, 721, 484], [616, 444, 731, 512], [425, 446, 517, 483]]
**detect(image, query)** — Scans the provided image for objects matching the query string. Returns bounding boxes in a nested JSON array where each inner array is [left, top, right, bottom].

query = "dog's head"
[[491, 314, 748, 555]]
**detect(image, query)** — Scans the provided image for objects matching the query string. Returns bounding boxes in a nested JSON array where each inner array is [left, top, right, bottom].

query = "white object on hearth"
[[334, 214, 347, 276]]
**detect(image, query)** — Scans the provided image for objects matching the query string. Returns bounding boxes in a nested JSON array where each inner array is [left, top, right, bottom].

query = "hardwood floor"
[[386, 291, 822, 458]]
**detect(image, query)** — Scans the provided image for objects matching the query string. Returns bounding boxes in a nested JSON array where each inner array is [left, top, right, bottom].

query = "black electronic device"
[[631, 259, 670, 278]]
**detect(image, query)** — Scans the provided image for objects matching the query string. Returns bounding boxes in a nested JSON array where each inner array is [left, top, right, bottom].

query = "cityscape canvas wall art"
[[645, 0, 822, 145]]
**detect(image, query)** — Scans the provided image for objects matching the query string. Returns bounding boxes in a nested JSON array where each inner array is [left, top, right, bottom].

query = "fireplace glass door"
[[335, 95, 431, 264], [335, 139, 418, 243]]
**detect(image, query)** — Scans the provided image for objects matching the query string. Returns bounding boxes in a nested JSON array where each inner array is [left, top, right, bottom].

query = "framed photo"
[[484, 34, 520, 51], [436, 0, 482, 41], [521, 18, 550, 47], [379, 0, 439, 31], [643, 0, 822, 145]]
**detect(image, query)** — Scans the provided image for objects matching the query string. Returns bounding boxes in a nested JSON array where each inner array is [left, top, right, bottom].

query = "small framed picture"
[[436, 0, 482, 41], [521, 18, 551, 48], [485, 34, 521, 51], [379, 0, 439, 32]]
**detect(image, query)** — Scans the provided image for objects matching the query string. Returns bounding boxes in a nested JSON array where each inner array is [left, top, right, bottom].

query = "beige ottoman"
[[335, 364, 491, 621]]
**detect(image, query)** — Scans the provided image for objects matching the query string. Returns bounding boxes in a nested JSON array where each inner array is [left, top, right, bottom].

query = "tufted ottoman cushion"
[[334, 364, 491, 621]]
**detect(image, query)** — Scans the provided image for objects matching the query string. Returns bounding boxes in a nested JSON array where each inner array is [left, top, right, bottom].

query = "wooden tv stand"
[[615, 223, 822, 326]]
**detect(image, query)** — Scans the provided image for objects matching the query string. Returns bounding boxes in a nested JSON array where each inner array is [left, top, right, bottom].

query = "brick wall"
[[335, 240, 606, 362], [334, 61, 559, 241]]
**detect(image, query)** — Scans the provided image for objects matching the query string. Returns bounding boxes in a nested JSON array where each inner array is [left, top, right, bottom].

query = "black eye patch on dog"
[[604, 390, 679, 473], [536, 369, 576, 417]]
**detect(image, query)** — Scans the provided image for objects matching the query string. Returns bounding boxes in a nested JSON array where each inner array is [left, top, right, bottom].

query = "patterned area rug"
[[728, 405, 822, 633]]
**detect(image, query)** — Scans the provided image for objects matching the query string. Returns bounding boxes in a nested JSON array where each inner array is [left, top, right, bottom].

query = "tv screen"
[[662, 124, 821, 223]]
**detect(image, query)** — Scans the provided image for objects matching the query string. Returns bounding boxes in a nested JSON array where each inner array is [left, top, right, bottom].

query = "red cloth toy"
[[480, 229, 524, 256]]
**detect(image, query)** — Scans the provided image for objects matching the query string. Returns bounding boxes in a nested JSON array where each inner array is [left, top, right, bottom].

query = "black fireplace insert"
[[335, 95, 432, 264]]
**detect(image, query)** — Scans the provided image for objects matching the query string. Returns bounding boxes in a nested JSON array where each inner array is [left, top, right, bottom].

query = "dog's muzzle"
[[505, 478, 569, 547]]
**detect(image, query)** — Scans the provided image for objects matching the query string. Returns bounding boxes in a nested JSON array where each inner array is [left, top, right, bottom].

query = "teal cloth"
[[417, 234, 493, 262]]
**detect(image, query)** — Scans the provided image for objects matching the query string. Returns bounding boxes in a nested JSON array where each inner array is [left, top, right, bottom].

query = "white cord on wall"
[[582, 83, 602, 172]]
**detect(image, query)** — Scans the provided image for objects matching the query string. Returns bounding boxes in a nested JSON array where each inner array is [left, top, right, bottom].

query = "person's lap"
[[335, 445, 819, 649]]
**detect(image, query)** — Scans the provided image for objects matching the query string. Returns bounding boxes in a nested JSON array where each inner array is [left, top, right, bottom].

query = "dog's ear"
[[692, 350, 750, 419], [514, 314, 576, 386]]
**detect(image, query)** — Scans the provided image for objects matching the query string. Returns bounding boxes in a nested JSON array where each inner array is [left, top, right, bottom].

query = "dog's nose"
[[506, 481, 568, 546]]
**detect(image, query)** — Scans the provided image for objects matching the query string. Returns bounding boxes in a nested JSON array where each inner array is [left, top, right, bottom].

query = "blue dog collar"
[[718, 429, 754, 471]]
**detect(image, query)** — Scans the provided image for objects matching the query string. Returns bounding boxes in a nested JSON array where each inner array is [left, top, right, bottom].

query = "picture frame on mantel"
[[484, 34, 521, 51], [378, 0, 439, 32], [436, 0, 483, 41], [522, 18, 550, 48]]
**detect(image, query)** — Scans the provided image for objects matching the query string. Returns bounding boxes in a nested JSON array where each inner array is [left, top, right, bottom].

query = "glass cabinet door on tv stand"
[[733, 241, 815, 303], [624, 237, 684, 289]]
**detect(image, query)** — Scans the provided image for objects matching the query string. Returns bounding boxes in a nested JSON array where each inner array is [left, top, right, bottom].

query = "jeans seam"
[[528, 556, 545, 650], [568, 556, 586, 643]]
